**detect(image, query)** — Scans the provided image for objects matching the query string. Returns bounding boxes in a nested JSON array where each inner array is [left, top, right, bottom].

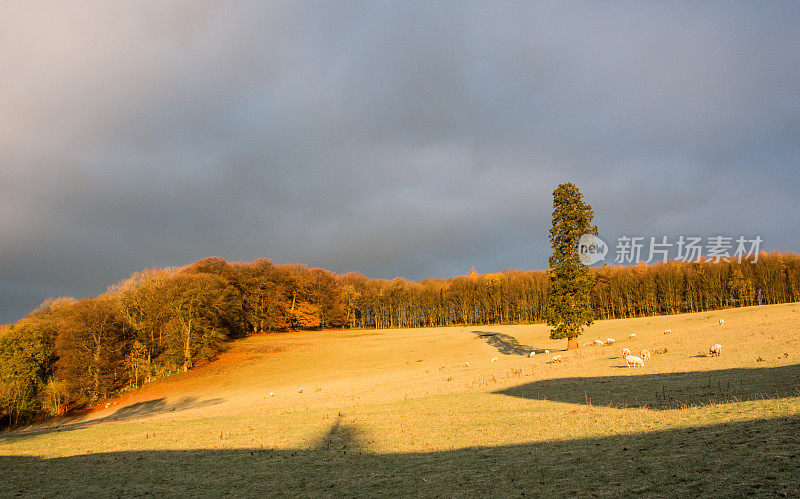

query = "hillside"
[[2, 303, 799, 496]]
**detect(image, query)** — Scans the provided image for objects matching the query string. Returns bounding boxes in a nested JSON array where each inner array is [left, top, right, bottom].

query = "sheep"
[[551, 354, 563, 363], [594, 339, 605, 347], [269, 392, 276, 397], [629, 333, 636, 339], [719, 319, 724, 325], [606, 338, 616, 345], [465, 361, 470, 367], [583, 341, 594, 347], [528, 351, 536, 357], [709, 344, 722, 357], [640, 349, 651, 360], [298, 387, 304, 393], [664, 328, 672, 334], [625, 354, 645, 367], [491, 356, 498, 363], [621, 348, 631, 356], [544, 349, 550, 354]]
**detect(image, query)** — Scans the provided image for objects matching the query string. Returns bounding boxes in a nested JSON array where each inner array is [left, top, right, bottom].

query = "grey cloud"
[[0, 1, 798, 322]]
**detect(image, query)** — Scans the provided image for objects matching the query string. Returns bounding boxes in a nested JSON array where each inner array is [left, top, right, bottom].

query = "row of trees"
[[341, 254, 800, 328], [2, 252, 799, 426], [590, 254, 800, 319]]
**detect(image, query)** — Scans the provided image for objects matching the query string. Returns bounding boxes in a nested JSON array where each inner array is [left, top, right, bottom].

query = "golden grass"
[[1, 303, 799, 496]]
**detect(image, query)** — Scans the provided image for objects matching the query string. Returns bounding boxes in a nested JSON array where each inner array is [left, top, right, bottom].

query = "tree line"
[[2, 252, 799, 426]]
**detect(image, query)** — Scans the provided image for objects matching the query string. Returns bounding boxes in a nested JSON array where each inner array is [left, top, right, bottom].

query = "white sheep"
[[544, 349, 550, 354], [719, 319, 724, 325], [551, 354, 563, 363], [621, 348, 631, 356], [594, 339, 605, 347], [629, 333, 636, 339], [491, 356, 498, 363], [298, 387, 304, 393], [606, 338, 616, 344], [664, 328, 672, 334], [465, 361, 470, 367], [269, 392, 276, 397], [625, 354, 645, 367], [528, 351, 536, 357], [640, 349, 651, 360], [709, 344, 722, 356]]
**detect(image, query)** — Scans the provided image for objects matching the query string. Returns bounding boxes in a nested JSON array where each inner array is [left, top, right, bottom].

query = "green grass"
[[1, 303, 799, 496]]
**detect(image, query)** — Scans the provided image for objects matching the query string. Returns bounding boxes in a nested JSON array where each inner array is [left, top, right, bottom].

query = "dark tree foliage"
[[235, 259, 287, 335], [546, 183, 598, 349], [156, 272, 239, 373], [0, 298, 72, 425], [55, 297, 126, 406]]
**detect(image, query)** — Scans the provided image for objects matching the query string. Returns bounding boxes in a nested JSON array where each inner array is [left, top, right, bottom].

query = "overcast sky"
[[1, 1, 798, 323]]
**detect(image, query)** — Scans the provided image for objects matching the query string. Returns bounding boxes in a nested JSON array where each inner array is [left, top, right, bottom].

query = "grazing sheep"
[[269, 392, 276, 397], [551, 354, 563, 363], [465, 361, 470, 367], [709, 344, 722, 356], [606, 338, 616, 344], [629, 333, 636, 339], [621, 348, 631, 356], [298, 387, 304, 393], [583, 341, 594, 347], [544, 349, 550, 354], [719, 319, 724, 325], [664, 328, 672, 334], [641, 349, 651, 360], [528, 351, 536, 357], [491, 356, 498, 363], [594, 339, 605, 347], [625, 354, 645, 367]]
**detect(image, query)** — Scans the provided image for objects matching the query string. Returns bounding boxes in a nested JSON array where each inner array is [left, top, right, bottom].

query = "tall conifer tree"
[[546, 183, 598, 349]]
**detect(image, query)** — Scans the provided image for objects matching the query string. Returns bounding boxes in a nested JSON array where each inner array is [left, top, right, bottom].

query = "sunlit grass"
[[1, 303, 799, 495]]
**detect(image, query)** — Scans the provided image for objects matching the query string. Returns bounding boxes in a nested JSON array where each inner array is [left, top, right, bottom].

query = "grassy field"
[[1, 303, 799, 496]]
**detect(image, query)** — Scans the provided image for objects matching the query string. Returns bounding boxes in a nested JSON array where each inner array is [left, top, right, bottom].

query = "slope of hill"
[[2, 303, 799, 496]]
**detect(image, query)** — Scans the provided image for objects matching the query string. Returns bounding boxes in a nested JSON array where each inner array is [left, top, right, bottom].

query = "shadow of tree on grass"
[[308, 414, 367, 452], [1, 397, 225, 443], [1, 415, 798, 496], [495, 364, 800, 409], [471, 331, 545, 356]]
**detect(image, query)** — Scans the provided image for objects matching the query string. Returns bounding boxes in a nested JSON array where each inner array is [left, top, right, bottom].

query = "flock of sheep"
[[530, 317, 726, 367], [578, 336, 651, 367]]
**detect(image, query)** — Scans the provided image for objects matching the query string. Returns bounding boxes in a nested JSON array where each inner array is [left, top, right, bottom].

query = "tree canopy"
[[546, 183, 598, 349]]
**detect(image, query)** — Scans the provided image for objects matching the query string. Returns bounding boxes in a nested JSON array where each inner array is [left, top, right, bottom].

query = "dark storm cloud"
[[1, 1, 799, 322]]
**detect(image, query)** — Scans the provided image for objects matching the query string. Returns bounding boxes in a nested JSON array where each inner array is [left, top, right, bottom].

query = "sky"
[[1, 1, 799, 323]]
